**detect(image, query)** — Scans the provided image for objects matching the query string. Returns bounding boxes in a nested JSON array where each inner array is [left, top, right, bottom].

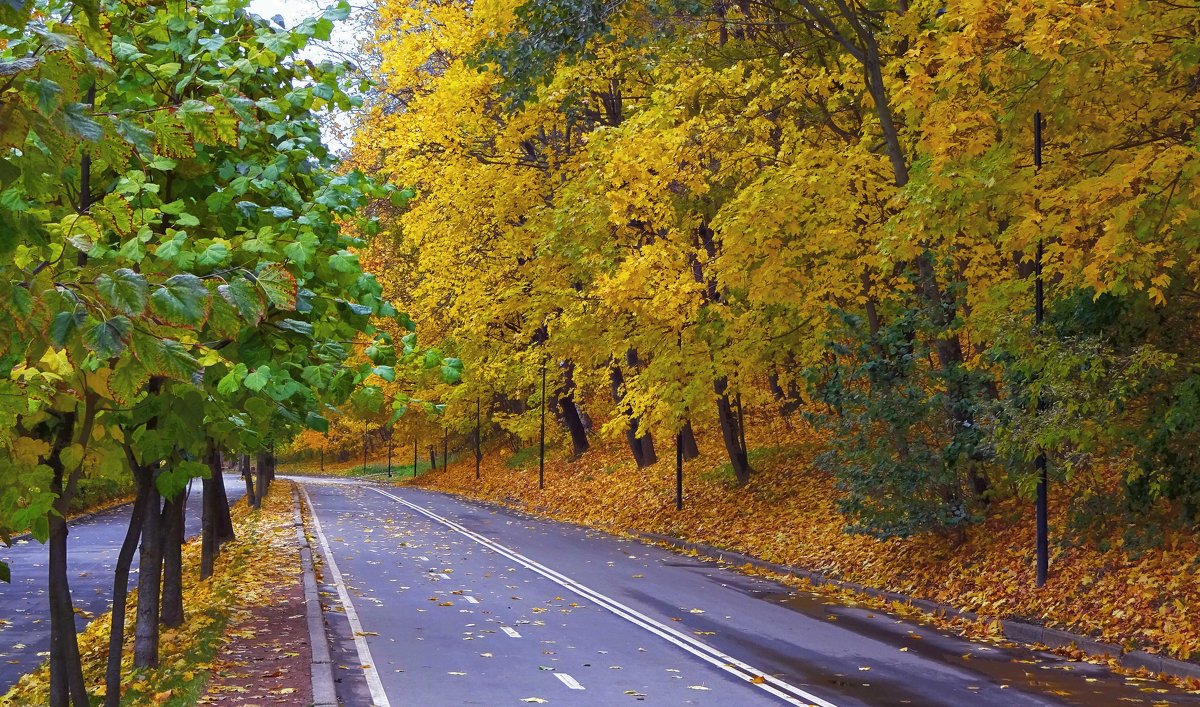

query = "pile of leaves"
[[406, 415, 1200, 665], [2, 485, 302, 705]]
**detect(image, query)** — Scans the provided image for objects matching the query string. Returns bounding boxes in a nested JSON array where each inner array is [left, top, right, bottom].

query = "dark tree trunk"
[[429, 446, 437, 471], [134, 482, 164, 668], [767, 371, 803, 417], [241, 453, 256, 507], [211, 462, 234, 544], [714, 377, 752, 485], [610, 362, 656, 467], [556, 361, 590, 457], [105, 455, 152, 707], [680, 421, 700, 461], [201, 440, 220, 580], [159, 491, 185, 628], [46, 412, 88, 707], [255, 451, 269, 509]]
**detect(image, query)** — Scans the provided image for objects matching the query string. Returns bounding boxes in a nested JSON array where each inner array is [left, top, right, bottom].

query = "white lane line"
[[501, 626, 522, 638], [555, 673, 585, 690], [464, 595, 480, 604], [302, 486, 392, 707], [371, 488, 835, 707]]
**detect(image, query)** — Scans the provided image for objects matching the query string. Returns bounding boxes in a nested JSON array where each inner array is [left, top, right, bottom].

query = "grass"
[[700, 445, 787, 486], [505, 446, 541, 469]]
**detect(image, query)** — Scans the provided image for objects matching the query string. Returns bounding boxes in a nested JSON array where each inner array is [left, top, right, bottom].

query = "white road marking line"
[[302, 487, 392, 707], [501, 626, 522, 638], [372, 487, 835, 707], [464, 595, 479, 604], [555, 673, 585, 690]]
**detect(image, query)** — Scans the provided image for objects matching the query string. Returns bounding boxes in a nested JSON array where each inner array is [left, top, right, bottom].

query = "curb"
[[636, 532, 1200, 683], [293, 485, 338, 707]]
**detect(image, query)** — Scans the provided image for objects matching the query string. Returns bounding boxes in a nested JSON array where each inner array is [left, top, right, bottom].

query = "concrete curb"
[[637, 532, 1200, 683], [292, 485, 338, 707]]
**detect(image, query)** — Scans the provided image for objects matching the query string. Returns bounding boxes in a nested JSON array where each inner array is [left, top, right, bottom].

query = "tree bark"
[[45, 412, 89, 707], [680, 420, 700, 461], [159, 490, 185, 628], [714, 377, 752, 485], [201, 441, 219, 580], [106, 448, 152, 707], [255, 451, 269, 509], [241, 453, 256, 507], [610, 362, 656, 467], [133, 481, 164, 668], [555, 360, 590, 457], [211, 462, 234, 544]]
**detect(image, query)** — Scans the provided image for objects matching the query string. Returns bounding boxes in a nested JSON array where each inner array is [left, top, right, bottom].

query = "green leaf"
[[109, 358, 150, 405], [49, 307, 85, 347], [276, 319, 314, 336], [305, 411, 329, 433], [150, 274, 208, 326], [154, 339, 201, 382], [217, 277, 266, 325], [197, 242, 229, 267], [217, 363, 247, 396], [63, 103, 103, 142], [96, 268, 148, 316], [440, 364, 463, 385], [83, 316, 131, 359], [256, 263, 297, 310], [244, 365, 271, 392]]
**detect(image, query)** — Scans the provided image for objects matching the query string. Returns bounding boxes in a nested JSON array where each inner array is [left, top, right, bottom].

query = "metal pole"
[[1034, 111, 1049, 588], [362, 428, 368, 475], [675, 430, 684, 511], [475, 395, 482, 480], [539, 357, 546, 490], [386, 428, 393, 478], [413, 438, 418, 478]]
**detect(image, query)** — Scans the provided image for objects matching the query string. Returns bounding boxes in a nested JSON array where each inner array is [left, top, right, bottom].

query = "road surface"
[[0, 474, 246, 692], [297, 477, 1200, 706]]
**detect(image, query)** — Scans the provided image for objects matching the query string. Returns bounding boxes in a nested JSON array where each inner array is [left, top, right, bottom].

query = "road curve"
[[297, 477, 1199, 707]]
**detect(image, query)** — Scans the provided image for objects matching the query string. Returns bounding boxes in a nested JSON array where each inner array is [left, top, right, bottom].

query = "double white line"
[[371, 487, 837, 707]]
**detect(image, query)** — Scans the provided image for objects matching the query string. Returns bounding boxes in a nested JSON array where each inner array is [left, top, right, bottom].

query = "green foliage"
[[0, 0, 412, 587], [810, 311, 992, 539]]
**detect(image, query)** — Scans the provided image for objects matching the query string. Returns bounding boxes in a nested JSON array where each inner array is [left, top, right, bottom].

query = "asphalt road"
[[0, 474, 246, 692], [297, 477, 1200, 707]]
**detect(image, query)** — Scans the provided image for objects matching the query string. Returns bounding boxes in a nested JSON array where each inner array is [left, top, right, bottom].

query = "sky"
[[245, 0, 368, 151]]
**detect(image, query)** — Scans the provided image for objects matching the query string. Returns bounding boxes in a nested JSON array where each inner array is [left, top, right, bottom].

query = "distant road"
[[297, 477, 1199, 706], [0, 475, 246, 692]]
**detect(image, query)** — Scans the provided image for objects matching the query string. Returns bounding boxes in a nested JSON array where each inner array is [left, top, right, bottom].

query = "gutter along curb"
[[637, 532, 1200, 683], [292, 485, 339, 707]]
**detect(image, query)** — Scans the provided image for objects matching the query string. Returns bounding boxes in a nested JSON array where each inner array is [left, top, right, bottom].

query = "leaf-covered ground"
[[391, 418, 1200, 675], [2, 483, 301, 706]]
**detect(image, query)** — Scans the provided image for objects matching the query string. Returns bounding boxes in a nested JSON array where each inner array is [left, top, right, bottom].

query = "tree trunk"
[[106, 450, 152, 707], [255, 451, 269, 509], [556, 361, 590, 457], [429, 446, 437, 471], [610, 362, 656, 467], [241, 453, 256, 507], [46, 413, 89, 707], [159, 491, 185, 627], [201, 441, 219, 580], [211, 462, 234, 544], [680, 421, 700, 461], [714, 377, 752, 485], [133, 481, 164, 668]]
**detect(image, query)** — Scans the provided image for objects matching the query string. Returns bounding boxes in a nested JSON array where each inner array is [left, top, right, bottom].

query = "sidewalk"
[[199, 483, 320, 705]]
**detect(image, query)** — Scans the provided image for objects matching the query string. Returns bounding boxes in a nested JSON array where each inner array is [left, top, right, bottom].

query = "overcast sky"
[[246, 0, 368, 151]]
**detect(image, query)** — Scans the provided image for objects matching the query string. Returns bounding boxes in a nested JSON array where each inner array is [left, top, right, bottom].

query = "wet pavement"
[[298, 477, 1200, 706], [0, 475, 245, 692]]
